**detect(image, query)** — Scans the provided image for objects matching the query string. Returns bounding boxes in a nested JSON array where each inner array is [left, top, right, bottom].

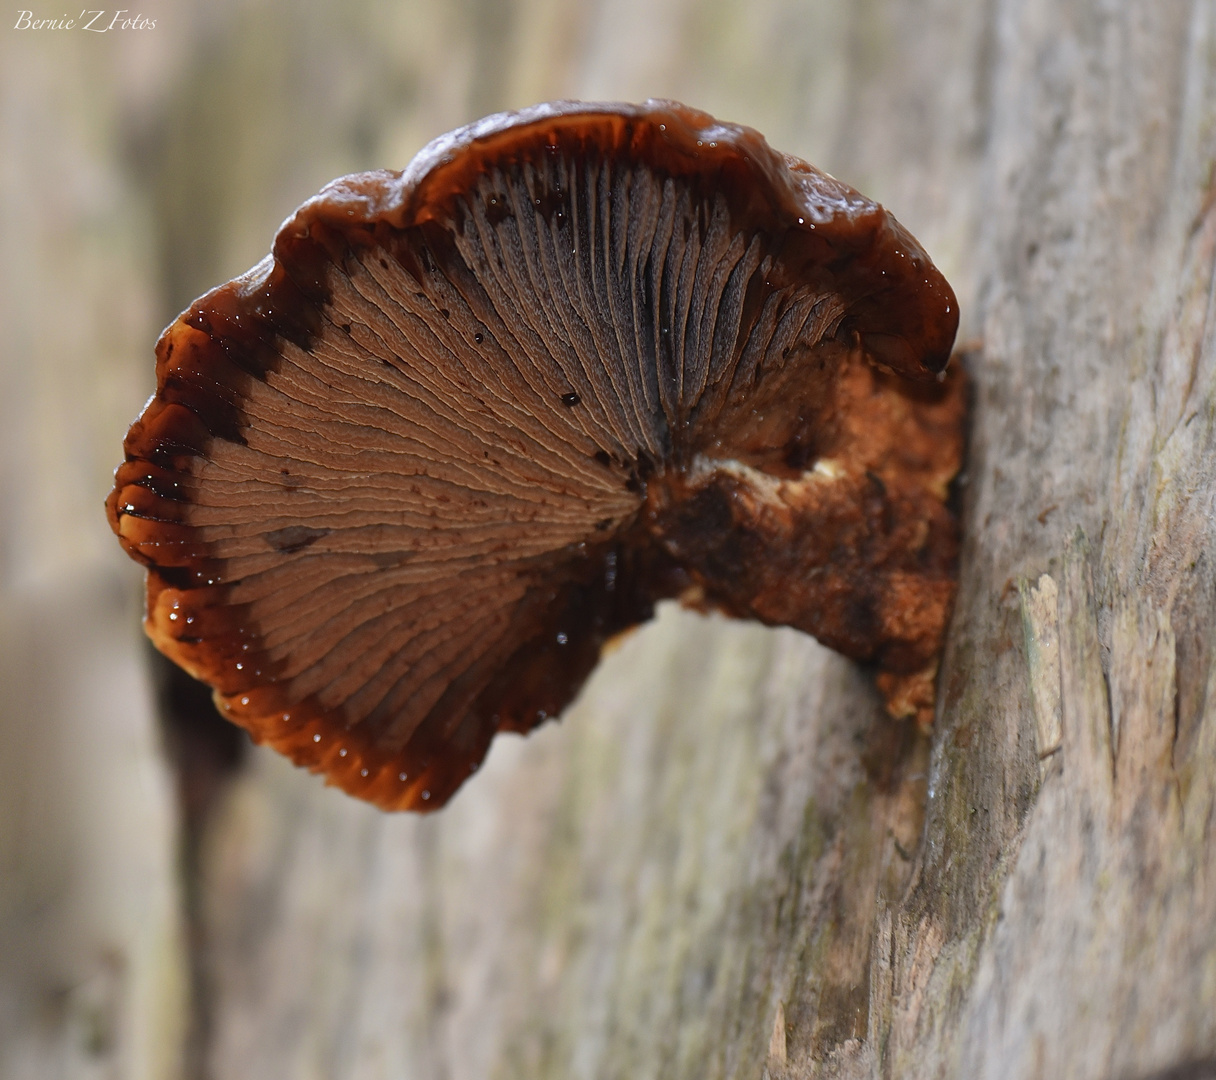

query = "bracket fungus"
[[108, 100, 964, 811]]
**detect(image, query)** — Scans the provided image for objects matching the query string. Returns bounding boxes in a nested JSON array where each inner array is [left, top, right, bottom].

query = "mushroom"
[[108, 99, 964, 811]]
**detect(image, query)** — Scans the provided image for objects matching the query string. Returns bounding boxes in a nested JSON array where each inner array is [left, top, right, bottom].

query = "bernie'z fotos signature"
[[13, 10, 156, 30]]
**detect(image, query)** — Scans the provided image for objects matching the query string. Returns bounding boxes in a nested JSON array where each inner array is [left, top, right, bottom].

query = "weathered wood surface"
[[3, 0, 1216, 1077], [0, 22, 186, 1080]]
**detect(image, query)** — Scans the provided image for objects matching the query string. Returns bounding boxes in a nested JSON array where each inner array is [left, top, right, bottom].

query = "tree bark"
[[4, 1, 1216, 1078], [192, 2, 1216, 1078]]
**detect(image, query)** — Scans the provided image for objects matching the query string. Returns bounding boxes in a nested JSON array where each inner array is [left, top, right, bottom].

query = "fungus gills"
[[108, 100, 965, 811]]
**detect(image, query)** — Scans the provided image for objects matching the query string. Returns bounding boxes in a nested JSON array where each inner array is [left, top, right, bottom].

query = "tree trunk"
[[3, 1, 1215, 1078]]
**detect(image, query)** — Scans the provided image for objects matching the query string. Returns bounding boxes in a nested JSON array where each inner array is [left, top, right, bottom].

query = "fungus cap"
[[108, 99, 964, 811]]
